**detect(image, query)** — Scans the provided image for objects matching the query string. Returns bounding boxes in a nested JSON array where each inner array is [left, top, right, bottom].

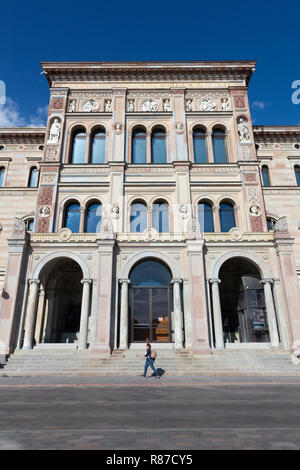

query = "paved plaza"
[[0, 375, 300, 450]]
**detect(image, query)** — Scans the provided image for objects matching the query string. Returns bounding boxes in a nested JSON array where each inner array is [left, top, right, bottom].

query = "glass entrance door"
[[131, 287, 171, 342]]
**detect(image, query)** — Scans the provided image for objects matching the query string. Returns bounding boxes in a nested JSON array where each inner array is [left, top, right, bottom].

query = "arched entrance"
[[37, 257, 83, 344], [129, 259, 173, 343], [219, 257, 270, 344]]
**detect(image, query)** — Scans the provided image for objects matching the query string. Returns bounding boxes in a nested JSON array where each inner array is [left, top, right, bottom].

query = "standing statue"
[[127, 99, 135, 112], [185, 99, 193, 111], [163, 99, 171, 111], [221, 98, 230, 111], [48, 119, 61, 144], [238, 118, 250, 142]]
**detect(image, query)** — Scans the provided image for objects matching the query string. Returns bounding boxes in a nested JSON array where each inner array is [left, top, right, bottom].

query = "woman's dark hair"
[[146, 343, 151, 348]]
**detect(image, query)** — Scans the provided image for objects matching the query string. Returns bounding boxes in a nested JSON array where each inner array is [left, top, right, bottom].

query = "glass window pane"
[[130, 260, 172, 287], [198, 203, 214, 232], [212, 132, 227, 163], [0, 168, 5, 187], [85, 203, 102, 232], [29, 168, 38, 187], [65, 203, 80, 232], [152, 203, 169, 232], [295, 167, 300, 186], [28, 220, 34, 231], [71, 133, 86, 164], [152, 130, 166, 163], [220, 202, 235, 232], [91, 132, 105, 163], [262, 167, 270, 186], [132, 130, 146, 164], [193, 131, 207, 163], [130, 203, 147, 233]]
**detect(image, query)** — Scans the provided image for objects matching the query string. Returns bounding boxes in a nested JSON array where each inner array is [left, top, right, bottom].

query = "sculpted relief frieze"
[[185, 92, 231, 112]]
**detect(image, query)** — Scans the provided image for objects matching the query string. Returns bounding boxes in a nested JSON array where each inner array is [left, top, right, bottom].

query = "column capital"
[[260, 278, 274, 285], [81, 278, 93, 285], [171, 278, 182, 285], [29, 279, 40, 285], [209, 278, 221, 285], [119, 278, 130, 285]]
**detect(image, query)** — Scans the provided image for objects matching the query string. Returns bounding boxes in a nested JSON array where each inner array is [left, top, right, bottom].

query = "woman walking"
[[143, 343, 160, 379]]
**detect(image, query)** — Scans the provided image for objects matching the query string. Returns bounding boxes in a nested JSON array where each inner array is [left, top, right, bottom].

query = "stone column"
[[209, 278, 224, 349], [84, 131, 91, 164], [23, 279, 40, 350], [272, 278, 291, 348], [261, 279, 280, 347], [78, 279, 92, 349], [119, 279, 130, 349], [79, 207, 85, 233], [171, 278, 184, 349], [206, 130, 214, 163], [182, 279, 192, 349]]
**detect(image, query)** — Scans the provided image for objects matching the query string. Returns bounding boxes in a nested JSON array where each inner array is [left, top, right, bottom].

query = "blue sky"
[[0, 0, 299, 127]]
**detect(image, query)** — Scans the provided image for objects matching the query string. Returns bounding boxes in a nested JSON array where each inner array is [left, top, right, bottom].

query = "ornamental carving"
[[39, 205, 51, 218], [37, 217, 50, 233], [244, 173, 257, 183], [127, 99, 135, 112], [240, 145, 254, 160], [199, 99, 216, 111], [82, 99, 99, 112], [234, 95, 246, 109], [141, 98, 158, 112], [248, 188, 259, 205], [175, 122, 184, 134], [249, 205, 261, 217], [58, 227, 72, 241], [39, 187, 53, 205], [13, 217, 25, 233], [51, 98, 64, 109], [250, 215, 264, 232], [45, 147, 58, 161], [274, 216, 288, 232]]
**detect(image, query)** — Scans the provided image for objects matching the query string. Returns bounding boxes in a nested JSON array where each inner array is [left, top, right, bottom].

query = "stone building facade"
[[0, 61, 300, 365]]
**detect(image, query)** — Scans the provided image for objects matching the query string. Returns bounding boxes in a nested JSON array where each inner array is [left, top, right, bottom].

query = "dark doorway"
[[219, 258, 270, 344], [129, 259, 172, 343]]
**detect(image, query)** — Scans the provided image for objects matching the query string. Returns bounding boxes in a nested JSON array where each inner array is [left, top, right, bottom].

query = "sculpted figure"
[[238, 118, 250, 142], [199, 99, 216, 111], [163, 99, 171, 111], [185, 99, 193, 111], [221, 98, 230, 111], [48, 119, 61, 143], [69, 99, 76, 112], [105, 99, 112, 112], [127, 99, 135, 112], [141, 98, 157, 112], [83, 99, 98, 112]]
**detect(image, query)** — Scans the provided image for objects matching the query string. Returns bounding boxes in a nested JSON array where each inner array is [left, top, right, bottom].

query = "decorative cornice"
[[0, 128, 46, 144], [254, 126, 300, 143], [40, 61, 256, 86]]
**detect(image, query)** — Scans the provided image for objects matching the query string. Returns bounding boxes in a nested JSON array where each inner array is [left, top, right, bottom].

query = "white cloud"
[[0, 97, 47, 127], [252, 101, 271, 110]]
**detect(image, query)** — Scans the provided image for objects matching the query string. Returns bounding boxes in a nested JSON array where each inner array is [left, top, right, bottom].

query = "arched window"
[[295, 165, 300, 186], [219, 201, 236, 232], [152, 201, 169, 233], [85, 202, 102, 232], [0, 167, 5, 187], [64, 202, 81, 232], [25, 219, 34, 231], [267, 217, 276, 231], [212, 127, 227, 163], [28, 167, 38, 187], [90, 128, 106, 164], [261, 165, 270, 186], [193, 127, 208, 163], [151, 127, 166, 164], [132, 127, 146, 164], [130, 202, 147, 233], [198, 201, 214, 232], [70, 129, 86, 164]]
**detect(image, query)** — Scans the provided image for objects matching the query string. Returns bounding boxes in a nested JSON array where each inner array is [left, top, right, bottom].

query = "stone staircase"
[[1, 346, 300, 376]]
